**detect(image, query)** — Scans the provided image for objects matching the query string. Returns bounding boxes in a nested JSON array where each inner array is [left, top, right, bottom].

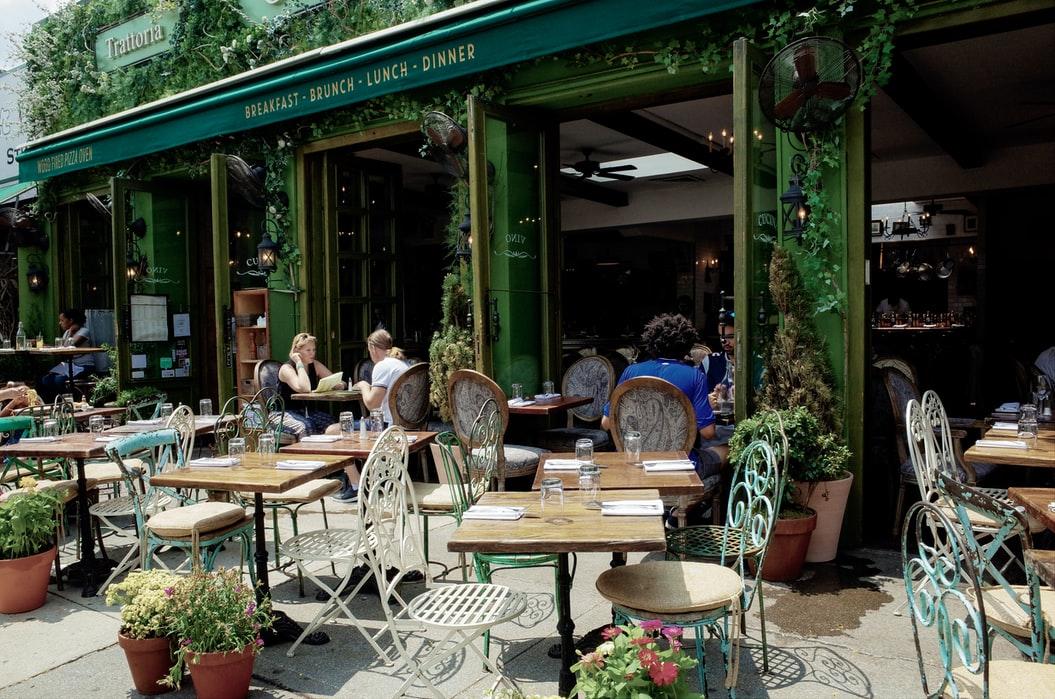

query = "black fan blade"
[[773, 90, 807, 120], [793, 47, 817, 81], [815, 81, 853, 101], [599, 165, 637, 173], [595, 171, 634, 181]]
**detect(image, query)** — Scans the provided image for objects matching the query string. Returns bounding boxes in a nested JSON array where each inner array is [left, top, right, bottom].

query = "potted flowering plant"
[[0, 476, 63, 613], [163, 569, 272, 699], [106, 570, 181, 695], [571, 620, 703, 698]]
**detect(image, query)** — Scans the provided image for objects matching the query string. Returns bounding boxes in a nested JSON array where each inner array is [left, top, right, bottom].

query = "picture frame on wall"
[[870, 220, 885, 237], [964, 215, 978, 232]]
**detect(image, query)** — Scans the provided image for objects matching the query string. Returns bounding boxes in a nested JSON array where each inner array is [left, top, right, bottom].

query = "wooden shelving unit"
[[233, 289, 270, 397]]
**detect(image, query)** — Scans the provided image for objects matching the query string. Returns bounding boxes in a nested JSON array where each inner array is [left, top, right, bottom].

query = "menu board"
[[130, 294, 168, 342]]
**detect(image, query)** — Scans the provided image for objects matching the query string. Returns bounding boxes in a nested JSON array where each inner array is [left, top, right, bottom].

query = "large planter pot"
[[760, 510, 817, 582], [186, 644, 256, 699], [117, 633, 174, 695], [0, 545, 56, 614], [794, 471, 854, 563]]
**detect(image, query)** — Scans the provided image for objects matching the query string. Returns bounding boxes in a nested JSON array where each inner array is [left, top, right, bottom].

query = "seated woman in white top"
[[354, 329, 409, 426]]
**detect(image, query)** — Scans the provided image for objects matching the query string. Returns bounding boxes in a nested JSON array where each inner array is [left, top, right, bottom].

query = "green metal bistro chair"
[[105, 429, 255, 583], [664, 409, 788, 674], [126, 393, 167, 421], [938, 473, 1054, 664], [596, 437, 783, 697], [0, 415, 39, 489], [414, 430, 472, 578], [901, 501, 1055, 696]]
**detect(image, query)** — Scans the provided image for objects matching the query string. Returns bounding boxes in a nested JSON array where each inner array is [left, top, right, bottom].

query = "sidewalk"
[[0, 504, 999, 698]]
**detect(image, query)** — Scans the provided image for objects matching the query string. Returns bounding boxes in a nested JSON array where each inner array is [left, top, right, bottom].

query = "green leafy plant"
[[163, 568, 273, 688], [116, 386, 165, 407], [105, 569, 181, 639], [90, 343, 119, 406], [0, 477, 64, 559], [571, 620, 702, 699]]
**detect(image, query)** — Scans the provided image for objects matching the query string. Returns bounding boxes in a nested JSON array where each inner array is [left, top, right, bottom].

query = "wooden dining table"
[[1008, 487, 1055, 587], [963, 428, 1055, 468], [507, 395, 592, 416], [532, 451, 705, 526], [150, 452, 354, 645], [105, 416, 220, 438], [0, 433, 111, 596], [289, 388, 363, 418], [279, 431, 437, 479], [448, 488, 666, 697]]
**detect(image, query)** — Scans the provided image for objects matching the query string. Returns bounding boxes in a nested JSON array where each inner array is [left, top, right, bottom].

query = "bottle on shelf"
[[14, 322, 26, 350]]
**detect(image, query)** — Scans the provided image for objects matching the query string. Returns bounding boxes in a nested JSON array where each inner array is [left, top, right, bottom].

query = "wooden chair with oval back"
[[901, 501, 1055, 697], [388, 361, 430, 431], [448, 369, 548, 490], [537, 354, 615, 452]]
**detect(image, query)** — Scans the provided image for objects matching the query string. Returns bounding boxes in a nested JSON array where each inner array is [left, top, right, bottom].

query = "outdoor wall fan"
[[86, 193, 112, 220], [226, 155, 267, 208], [564, 149, 636, 181], [421, 111, 469, 180], [759, 37, 862, 133]]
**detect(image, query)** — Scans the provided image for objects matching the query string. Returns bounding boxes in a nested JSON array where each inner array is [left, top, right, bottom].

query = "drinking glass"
[[540, 477, 564, 518], [229, 437, 246, 464], [159, 403, 173, 419], [339, 411, 355, 439], [1, 339, 9, 350], [542, 379, 555, 396], [579, 464, 601, 508], [88, 415, 104, 433], [1018, 404, 1039, 448], [42, 419, 58, 438], [369, 408, 384, 432], [511, 383, 524, 401], [624, 430, 642, 465], [54, 337, 63, 349], [257, 433, 276, 455], [575, 438, 593, 464], [198, 399, 213, 417]]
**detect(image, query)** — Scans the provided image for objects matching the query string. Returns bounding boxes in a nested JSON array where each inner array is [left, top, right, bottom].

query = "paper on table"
[[188, 457, 240, 468], [997, 402, 1021, 412], [19, 436, 60, 443], [94, 436, 119, 442], [642, 460, 695, 472], [974, 439, 1029, 449], [535, 393, 562, 403], [276, 460, 327, 470], [462, 505, 525, 521], [600, 499, 664, 516], [991, 421, 1019, 431], [127, 419, 163, 426], [300, 435, 341, 443], [507, 398, 536, 407], [544, 459, 584, 471]]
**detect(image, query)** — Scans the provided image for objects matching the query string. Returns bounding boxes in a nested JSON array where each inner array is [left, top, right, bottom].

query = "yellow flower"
[[19, 476, 38, 490]]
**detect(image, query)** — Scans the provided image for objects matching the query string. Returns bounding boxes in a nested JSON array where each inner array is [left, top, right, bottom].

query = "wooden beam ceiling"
[[589, 111, 733, 176]]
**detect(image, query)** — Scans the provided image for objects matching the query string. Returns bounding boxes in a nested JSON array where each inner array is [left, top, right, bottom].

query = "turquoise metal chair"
[[126, 394, 166, 421], [901, 500, 1055, 695], [0, 415, 37, 488], [105, 429, 255, 583]]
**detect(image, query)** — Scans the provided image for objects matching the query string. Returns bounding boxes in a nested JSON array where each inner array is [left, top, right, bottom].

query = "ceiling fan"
[[563, 149, 636, 181]]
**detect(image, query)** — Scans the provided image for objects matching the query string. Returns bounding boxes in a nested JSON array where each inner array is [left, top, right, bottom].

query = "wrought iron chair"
[[901, 501, 1055, 696], [596, 437, 783, 695], [105, 429, 255, 583], [126, 393, 167, 421], [283, 427, 423, 659], [1, 402, 74, 484], [448, 369, 547, 489], [414, 430, 473, 578], [538, 355, 615, 452], [938, 473, 1054, 663], [388, 361, 430, 431], [0, 415, 40, 488]]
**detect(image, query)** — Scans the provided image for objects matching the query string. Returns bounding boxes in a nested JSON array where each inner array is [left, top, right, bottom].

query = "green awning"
[[19, 0, 758, 181], [0, 181, 35, 204]]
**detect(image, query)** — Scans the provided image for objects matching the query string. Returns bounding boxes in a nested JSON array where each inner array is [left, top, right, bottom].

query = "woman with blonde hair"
[[278, 332, 344, 436], [353, 329, 409, 427]]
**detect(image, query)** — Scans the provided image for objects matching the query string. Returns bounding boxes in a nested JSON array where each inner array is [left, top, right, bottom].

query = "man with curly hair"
[[601, 313, 716, 448]]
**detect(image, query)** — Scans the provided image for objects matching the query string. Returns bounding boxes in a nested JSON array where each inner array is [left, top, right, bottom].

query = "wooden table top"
[[1008, 487, 1055, 534], [0, 432, 108, 459], [448, 489, 667, 555], [150, 452, 352, 494], [531, 451, 703, 496], [279, 431, 436, 458], [27, 346, 107, 356], [964, 434, 1055, 468], [508, 395, 592, 416], [991, 410, 1054, 425], [105, 419, 217, 438], [984, 426, 1055, 441], [290, 389, 362, 402], [73, 407, 127, 422]]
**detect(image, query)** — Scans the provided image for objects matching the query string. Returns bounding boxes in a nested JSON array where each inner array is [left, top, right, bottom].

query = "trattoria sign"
[[95, 10, 178, 72]]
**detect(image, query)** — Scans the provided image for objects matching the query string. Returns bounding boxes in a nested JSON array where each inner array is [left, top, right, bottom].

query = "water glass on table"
[[88, 415, 105, 433], [229, 437, 246, 464], [511, 383, 524, 401], [1018, 404, 1039, 448], [257, 433, 276, 460], [575, 438, 594, 465], [579, 464, 601, 508], [42, 418, 58, 438], [339, 411, 355, 440], [542, 379, 555, 395], [369, 408, 385, 433], [54, 337, 63, 349], [159, 403, 173, 419], [624, 430, 642, 465], [198, 399, 213, 417], [540, 477, 564, 519]]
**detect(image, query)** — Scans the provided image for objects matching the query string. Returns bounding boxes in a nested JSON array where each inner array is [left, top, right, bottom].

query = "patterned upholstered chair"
[[253, 359, 282, 397], [388, 361, 430, 430], [538, 355, 614, 452], [447, 369, 547, 489]]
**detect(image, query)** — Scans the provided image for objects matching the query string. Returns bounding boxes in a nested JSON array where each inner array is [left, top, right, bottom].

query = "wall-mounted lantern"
[[256, 223, 280, 274], [26, 258, 48, 292], [779, 174, 809, 243]]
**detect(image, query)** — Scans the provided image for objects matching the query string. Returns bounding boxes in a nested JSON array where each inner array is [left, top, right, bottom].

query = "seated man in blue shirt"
[[601, 314, 717, 478]]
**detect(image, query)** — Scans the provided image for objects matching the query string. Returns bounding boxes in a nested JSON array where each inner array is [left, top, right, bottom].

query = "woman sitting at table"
[[0, 385, 32, 419], [38, 308, 92, 402], [352, 329, 409, 428], [278, 332, 345, 438]]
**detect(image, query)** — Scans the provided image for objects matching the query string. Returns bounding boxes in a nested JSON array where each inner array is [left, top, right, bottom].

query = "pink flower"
[[580, 651, 605, 671], [671, 638, 682, 651], [255, 637, 265, 647], [245, 601, 256, 616], [661, 625, 683, 639], [637, 648, 659, 669], [630, 636, 653, 647], [601, 626, 623, 640], [164, 587, 174, 597], [639, 619, 664, 632], [650, 661, 679, 687]]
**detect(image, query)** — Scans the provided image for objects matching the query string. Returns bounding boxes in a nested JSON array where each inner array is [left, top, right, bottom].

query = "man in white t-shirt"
[[353, 329, 409, 426]]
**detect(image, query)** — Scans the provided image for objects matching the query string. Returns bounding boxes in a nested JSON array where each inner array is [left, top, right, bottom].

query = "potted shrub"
[[0, 477, 63, 613], [571, 620, 703, 698], [106, 570, 181, 695], [163, 569, 273, 699], [729, 408, 850, 581]]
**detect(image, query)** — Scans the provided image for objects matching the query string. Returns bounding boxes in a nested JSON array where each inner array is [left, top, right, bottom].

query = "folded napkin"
[[127, 419, 163, 426], [462, 505, 525, 521], [276, 459, 327, 470], [535, 393, 562, 403], [601, 499, 664, 516], [992, 421, 1020, 431], [544, 458, 585, 471], [974, 439, 1029, 450], [94, 436, 119, 442], [406, 435, 419, 443], [643, 459, 695, 472], [997, 402, 1021, 412], [188, 457, 240, 468], [507, 398, 536, 407], [19, 436, 60, 443], [300, 435, 341, 443]]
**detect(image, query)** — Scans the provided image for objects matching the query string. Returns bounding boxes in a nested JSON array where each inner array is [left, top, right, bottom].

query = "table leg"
[[557, 552, 576, 697], [255, 492, 329, 647], [66, 358, 75, 397]]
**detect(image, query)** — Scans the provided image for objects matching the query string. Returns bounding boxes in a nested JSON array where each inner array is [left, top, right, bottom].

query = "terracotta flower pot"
[[760, 510, 817, 582], [117, 633, 173, 695], [186, 643, 256, 699], [794, 471, 854, 563], [0, 545, 56, 614]]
